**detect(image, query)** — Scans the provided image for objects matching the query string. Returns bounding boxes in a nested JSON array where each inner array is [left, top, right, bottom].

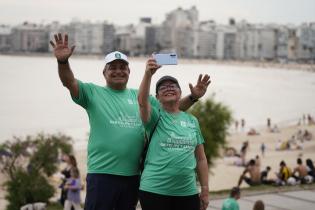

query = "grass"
[[46, 203, 63, 210]]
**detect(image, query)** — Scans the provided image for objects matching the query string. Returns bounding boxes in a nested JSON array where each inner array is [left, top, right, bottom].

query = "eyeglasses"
[[158, 84, 179, 92]]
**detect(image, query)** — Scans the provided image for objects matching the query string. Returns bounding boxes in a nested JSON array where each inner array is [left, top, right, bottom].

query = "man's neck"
[[107, 84, 127, 90]]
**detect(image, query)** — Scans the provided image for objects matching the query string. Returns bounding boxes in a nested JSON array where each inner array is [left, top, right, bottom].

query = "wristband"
[[189, 94, 199, 103], [57, 59, 69, 65]]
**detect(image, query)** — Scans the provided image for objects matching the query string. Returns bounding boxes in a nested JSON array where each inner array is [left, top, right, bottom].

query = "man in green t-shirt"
[[222, 187, 241, 210], [50, 33, 211, 210]]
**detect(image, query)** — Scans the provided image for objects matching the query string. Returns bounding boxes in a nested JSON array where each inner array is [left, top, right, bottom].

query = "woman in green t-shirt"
[[138, 57, 210, 210]]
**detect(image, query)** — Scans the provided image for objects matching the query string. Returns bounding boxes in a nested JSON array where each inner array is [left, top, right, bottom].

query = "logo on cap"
[[115, 53, 121, 59]]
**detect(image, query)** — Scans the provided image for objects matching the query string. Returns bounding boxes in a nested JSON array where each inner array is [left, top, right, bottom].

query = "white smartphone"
[[153, 53, 178, 65]]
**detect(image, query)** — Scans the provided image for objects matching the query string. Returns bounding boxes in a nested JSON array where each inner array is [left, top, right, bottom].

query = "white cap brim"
[[104, 51, 128, 65]]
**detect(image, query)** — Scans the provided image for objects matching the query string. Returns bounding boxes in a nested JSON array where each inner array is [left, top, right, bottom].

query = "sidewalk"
[[208, 189, 315, 210]]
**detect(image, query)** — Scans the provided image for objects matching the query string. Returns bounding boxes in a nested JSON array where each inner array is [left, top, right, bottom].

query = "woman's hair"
[[306, 159, 315, 170], [69, 155, 77, 168], [253, 200, 265, 210], [70, 167, 80, 178]]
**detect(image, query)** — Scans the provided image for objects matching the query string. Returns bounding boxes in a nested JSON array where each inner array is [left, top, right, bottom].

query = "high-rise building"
[[162, 6, 199, 57], [197, 21, 217, 58], [0, 25, 12, 52], [11, 22, 48, 52]]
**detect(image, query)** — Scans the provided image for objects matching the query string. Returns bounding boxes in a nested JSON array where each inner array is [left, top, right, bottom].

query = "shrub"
[[189, 97, 232, 168], [0, 133, 73, 210]]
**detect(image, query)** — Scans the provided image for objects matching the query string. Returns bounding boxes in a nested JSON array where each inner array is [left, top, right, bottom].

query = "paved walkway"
[[208, 189, 315, 210], [1, 189, 314, 210]]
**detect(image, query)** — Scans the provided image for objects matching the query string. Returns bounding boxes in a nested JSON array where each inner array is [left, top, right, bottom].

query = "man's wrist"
[[189, 94, 199, 103], [57, 59, 69, 65]]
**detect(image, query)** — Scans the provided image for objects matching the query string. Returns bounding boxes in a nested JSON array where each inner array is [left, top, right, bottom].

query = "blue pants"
[[84, 174, 139, 210]]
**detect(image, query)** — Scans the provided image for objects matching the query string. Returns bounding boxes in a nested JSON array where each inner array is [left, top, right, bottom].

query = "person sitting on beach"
[[306, 158, 315, 180], [221, 187, 241, 210], [237, 159, 261, 187], [247, 128, 259, 136], [307, 114, 315, 125], [260, 166, 274, 185], [292, 158, 309, 184], [275, 139, 282, 151], [275, 160, 292, 185], [270, 125, 280, 133], [303, 130, 313, 141]]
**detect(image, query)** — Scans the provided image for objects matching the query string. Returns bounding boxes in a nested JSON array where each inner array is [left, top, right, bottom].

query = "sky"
[[1, 0, 314, 26]]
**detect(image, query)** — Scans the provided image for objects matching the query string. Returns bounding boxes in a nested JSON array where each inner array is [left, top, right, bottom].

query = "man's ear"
[[103, 66, 107, 77]]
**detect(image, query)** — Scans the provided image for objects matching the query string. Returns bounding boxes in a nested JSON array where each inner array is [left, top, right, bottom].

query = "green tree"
[[190, 97, 232, 168], [0, 133, 73, 210]]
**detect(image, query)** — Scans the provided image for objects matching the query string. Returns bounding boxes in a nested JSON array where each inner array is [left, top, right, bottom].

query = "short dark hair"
[[266, 166, 271, 171], [230, 187, 240, 197], [297, 158, 302, 165], [253, 200, 265, 210], [280, 160, 286, 166], [249, 159, 256, 165]]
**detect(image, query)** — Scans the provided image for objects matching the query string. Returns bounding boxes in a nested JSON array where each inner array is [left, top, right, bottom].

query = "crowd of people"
[[275, 129, 313, 151], [299, 114, 315, 126], [237, 157, 315, 188]]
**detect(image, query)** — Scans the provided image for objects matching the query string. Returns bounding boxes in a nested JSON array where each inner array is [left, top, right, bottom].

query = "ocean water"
[[1, 55, 315, 143]]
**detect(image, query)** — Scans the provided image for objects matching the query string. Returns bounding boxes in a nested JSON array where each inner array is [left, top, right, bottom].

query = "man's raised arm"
[[50, 33, 78, 98], [138, 58, 160, 123]]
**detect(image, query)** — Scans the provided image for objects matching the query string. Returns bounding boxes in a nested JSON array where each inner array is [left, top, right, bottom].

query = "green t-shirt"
[[222, 198, 239, 210], [72, 80, 158, 176], [140, 104, 204, 196]]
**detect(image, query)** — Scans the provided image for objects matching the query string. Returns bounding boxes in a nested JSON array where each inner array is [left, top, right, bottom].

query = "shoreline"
[[1, 52, 314, 72]]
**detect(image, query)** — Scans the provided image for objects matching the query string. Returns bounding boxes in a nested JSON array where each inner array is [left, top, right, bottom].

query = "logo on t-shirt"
[[180, 120, 195, 128]]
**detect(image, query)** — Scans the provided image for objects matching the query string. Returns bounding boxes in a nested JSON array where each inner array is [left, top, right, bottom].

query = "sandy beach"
[[1, 123, 314, 208]]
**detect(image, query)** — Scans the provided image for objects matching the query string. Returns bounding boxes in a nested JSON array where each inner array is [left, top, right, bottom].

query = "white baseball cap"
[[104, 51, 129, 65]]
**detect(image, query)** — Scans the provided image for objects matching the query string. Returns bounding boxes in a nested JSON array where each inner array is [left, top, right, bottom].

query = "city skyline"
[[1, 0, 315, 26]]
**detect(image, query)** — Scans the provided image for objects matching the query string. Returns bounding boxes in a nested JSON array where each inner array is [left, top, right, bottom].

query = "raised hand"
[[189, 74, 211, 99], [145, 57, 161, 76], [49, 33, 75, 62]]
